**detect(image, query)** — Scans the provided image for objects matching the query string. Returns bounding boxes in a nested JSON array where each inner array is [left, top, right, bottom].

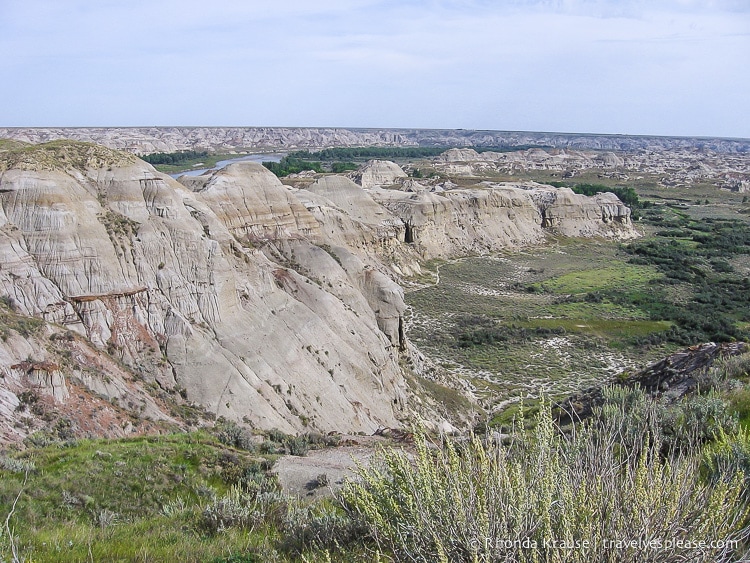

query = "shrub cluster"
[[200, 485, 286, 535], [262, 157, 324, 177], [341, 395, 750, 562], [621, 215, 750, 345], [141, 150, 209, 166]]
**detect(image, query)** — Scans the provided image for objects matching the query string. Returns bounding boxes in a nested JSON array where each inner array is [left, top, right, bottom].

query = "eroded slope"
[[0, 143, 638, 443]]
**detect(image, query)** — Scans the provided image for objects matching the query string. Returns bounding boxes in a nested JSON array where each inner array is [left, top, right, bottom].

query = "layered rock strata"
[[369, 181, 636, 259], [435, 147, 750, 190], [0, 143, 637, 442], [1, 127, 747, 154], [0, 144, 409, 438]]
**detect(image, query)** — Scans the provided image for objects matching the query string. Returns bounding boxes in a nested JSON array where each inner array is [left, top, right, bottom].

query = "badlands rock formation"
[[1, 127, 748, 154], [369, 182, 635, 259], [0, 142, 637, 444], [352, 160, 408, 189], [435, 147, 750, 190], [0, 143, 412, 441], [2, 128, 746, 192]]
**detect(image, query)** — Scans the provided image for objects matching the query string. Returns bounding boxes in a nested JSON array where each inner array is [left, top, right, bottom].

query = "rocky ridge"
[[555, 342, 749, 425], [1, 127, 748, 155], [3, 129, 746, 192], [436, 147, 750, 191], [0, 141, 636, 445]]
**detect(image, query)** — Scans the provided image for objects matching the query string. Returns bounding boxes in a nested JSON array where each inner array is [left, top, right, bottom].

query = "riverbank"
[[153, 152, 284, 177]]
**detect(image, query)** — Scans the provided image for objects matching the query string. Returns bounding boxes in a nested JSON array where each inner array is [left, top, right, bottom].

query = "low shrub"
[[284, 436, 310, 457], [200, 486, 256, 534], [215, 420, 257, 451], [597, 385, 738, 453], [281, 499, 368, 553], [342, 399, 750, 562], [0, 455, 35, 474], [703, 428, 750, 492]]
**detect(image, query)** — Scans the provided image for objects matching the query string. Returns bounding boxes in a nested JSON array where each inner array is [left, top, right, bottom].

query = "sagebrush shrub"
[[342, 399, 750, 563], [200, 486, 256, 534], [281, 499, 368, 553], [215, 420, 257, 451]]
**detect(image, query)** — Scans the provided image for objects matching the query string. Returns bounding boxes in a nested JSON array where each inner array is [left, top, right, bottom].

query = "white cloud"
[[0, 0, 748, 136]]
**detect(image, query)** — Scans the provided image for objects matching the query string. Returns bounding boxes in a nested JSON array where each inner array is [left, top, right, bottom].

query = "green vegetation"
[[262, 146, 453, 177], [621, 210, 750, 345], [0, 139, 29, 152], [5, 368, 750, 561], [406, 192, 750, 411], [343, 389, 750, 562], [521, 211, 750, 346], [142, 150, 209, 166], [261, 155, 359, 177], [330, 161, 358, 173], [0, 428, 348, 562], [406, 246, 674, 407], [262, 156, 324, 177], [538, 263, 660, 294]]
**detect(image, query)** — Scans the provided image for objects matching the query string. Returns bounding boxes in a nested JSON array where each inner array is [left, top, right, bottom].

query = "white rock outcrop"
[[3, 127, 747, 154], [0, 143, 408, 435], [370, 182, 636, 259], [0, 141, 639, 442], [352, 160, 408, 189]]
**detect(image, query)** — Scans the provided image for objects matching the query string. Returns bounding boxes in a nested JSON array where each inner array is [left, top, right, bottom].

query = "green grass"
[[0, 430, 382, 562], [404, 192, 750, 421], [0, 429, 386, 562], [539, 263, 660, 295], [2, 432, 241, 524], [12, 517, 272, 563], [1, 433, 266, 561], [730, 387, 750, 430], [417, 377, 475, 418], [519, 317, 673, 341], [0, 139, 29, 151], [405, 243, 677, 412], [486, 399, 542, 428]]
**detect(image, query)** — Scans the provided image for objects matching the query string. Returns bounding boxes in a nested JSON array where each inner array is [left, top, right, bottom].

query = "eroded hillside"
[[2, 127, 748, 154], [0, 141, 636, 444]]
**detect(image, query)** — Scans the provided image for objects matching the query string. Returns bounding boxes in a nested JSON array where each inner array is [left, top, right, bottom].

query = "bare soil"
[[272, 435, 388, 498]]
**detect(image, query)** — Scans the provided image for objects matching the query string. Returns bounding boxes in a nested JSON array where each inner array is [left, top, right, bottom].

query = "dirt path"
[[272, 437, 387, 499]]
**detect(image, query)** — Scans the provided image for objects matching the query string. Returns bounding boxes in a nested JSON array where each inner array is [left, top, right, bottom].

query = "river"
[[169, 153, 284, 178]]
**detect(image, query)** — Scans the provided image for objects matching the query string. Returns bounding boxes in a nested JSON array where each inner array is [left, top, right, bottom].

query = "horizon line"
[[1, 125, 748, 143]]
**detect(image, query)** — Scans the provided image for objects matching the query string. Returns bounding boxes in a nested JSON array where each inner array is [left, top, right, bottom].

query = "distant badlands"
[[1, 127, 749, 155]]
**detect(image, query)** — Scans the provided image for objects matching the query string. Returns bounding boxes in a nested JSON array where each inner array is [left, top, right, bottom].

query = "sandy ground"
[[272, 436, 389, 499]]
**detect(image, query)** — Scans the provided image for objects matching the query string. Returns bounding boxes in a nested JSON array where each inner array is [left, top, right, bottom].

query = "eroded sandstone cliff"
[[0, 143, 637, 444], [368, 181, 635, 259], [0, 144, 412, 442]]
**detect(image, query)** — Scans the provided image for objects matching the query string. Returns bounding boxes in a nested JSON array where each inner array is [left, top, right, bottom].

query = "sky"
[[1, 0, 748, 138]]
